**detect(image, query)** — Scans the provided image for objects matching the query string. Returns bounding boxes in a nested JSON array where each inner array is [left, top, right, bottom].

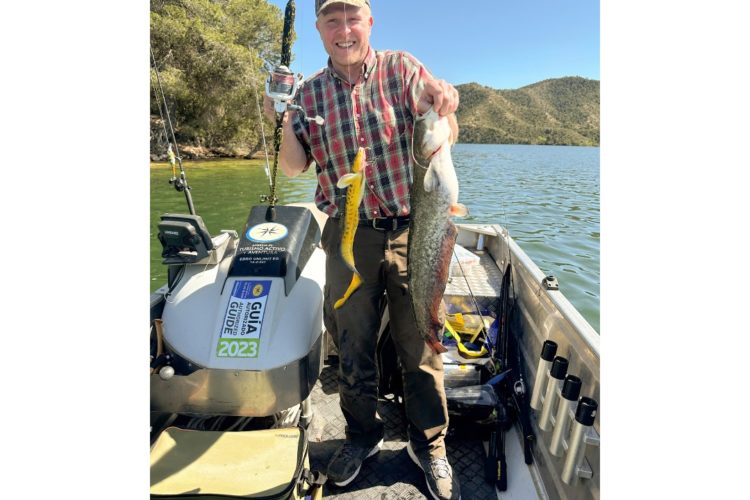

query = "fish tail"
[[333, 271, 362, 309]]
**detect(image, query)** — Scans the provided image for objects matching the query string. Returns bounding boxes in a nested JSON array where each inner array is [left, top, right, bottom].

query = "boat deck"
[[308, 360, 493, 499], [307, 240, 542, 499], [308, 354, 540, 499]]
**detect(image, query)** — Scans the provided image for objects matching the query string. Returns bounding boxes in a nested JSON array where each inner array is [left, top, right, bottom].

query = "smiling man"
[[264, 1, 460, 498]]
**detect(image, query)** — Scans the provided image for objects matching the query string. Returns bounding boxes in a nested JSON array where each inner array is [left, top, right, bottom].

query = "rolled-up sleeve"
[[401, 52, 433, 119]]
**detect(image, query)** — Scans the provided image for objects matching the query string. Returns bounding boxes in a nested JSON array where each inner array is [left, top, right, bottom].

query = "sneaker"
[[406, 441, 461, 500], [327, 438, 384, 487]]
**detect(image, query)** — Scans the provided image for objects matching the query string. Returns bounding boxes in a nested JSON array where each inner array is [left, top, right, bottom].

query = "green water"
[[151, 145, 600, 332], [150, 159, 317, 290]]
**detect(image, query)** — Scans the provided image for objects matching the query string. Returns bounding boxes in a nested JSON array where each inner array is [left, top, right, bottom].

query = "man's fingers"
[[418, 79, 459, 116], [429, 80, 459, 116], [431, 89, 444, 114]]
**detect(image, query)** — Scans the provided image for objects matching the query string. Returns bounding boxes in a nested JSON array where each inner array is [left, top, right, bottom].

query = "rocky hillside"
[[456, 77, 599, 146]]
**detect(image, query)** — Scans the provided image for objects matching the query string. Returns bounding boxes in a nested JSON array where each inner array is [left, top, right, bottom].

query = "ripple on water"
[[453, 144, 599, 333]]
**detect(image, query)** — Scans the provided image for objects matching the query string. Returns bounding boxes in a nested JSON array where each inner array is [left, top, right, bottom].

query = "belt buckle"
[[371, 218, 379, 230]]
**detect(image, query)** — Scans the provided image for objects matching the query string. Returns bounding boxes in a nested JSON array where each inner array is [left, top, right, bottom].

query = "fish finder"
[[157, 213, 214, 264]]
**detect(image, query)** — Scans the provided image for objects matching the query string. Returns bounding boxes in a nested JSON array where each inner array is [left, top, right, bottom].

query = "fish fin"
[[336, 173, 359, 189], [425, 336, 448, 354], [423, 165, 439, 192], [333, 272, 362, 309], [450, 203, 469, 217]]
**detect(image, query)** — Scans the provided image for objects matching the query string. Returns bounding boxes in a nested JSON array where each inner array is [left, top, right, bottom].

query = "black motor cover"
[[228, 205, 320, 296]]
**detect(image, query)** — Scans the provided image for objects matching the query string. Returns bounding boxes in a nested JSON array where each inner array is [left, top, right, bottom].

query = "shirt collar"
[[327, 47, 377, 83]]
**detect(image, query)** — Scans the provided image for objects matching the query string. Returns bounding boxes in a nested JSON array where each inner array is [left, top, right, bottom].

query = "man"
[[264, 1, 460, 498]]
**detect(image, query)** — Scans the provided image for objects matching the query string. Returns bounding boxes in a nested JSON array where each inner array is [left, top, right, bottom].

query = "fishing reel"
[[169, 176, 186, 192], [166, 145, 188, 192], [266, 65, 324, 125]]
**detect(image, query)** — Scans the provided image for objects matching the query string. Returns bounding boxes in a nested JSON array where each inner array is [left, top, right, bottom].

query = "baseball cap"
[[315, 0, 371, 17]]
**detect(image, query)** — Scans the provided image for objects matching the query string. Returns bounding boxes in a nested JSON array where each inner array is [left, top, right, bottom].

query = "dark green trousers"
[[321, 217, 449, 458]]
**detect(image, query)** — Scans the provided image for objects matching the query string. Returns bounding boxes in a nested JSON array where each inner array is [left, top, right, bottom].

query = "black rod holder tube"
[[549, 375, 582, 456], [538, 356, 568, 431], [530, 340, 557, 410], [561, 397, 598, 485]]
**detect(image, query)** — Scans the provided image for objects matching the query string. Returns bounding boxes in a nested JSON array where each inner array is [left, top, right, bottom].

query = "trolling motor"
[[266, 65, 324, 125]]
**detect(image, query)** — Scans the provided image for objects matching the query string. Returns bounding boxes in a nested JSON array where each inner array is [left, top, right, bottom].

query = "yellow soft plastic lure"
[[444, 320, 489, 359], [333, 147, 366, 309]]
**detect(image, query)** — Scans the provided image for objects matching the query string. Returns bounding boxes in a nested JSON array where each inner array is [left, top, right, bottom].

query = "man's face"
[[316, 4, 373, 76]]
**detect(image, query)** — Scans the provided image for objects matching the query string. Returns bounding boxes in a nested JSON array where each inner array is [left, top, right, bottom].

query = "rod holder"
[[530, 340, 557, 410], [538, 356, 568, 431], [549, 375, 582, 456], [561, 397, 598, 485]]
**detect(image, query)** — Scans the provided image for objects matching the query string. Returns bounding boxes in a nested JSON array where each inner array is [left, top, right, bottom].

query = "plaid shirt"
[[291, 48, 431, 219]]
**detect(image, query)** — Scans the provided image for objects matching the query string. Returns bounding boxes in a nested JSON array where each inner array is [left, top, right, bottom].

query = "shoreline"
[[151, 142, 600, 162]]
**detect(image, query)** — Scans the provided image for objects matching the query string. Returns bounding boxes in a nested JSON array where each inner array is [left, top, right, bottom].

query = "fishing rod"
[[262, 0, 296, 209], [150, 48, 196, 216], [262, 0, 324, 209], [499, 238, 536, 465]]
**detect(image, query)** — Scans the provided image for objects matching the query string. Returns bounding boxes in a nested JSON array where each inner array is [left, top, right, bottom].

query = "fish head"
[[422, 109, 453, 152], [352, 146, 366, 173], [412, 109, 459, 205], [413, 109, 452, 165]]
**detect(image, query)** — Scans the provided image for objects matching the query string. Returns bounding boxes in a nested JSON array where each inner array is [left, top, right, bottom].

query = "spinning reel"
[[265, 65, 324, 125]]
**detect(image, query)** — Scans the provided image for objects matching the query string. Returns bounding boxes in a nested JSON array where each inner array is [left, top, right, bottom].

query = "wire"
[[248, 61, 273, 191]]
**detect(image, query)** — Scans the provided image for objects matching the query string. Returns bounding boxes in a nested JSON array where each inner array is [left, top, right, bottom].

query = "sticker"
[[216, 280, 272, 358], [246, 223, 288, 243]]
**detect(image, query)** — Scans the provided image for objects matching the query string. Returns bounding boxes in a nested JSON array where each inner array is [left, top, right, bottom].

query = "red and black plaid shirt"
[[291, 48, 431, 219]]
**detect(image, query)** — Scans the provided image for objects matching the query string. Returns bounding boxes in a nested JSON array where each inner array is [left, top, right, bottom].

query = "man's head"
[[315, 0, 373, 81], [315, 0, 370, 17]]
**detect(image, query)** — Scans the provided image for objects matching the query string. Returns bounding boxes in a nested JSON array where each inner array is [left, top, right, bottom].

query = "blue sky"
[[268, 0, 599, 89]]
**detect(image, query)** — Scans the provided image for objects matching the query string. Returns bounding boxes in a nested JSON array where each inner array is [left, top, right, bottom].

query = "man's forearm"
[[278, 116, 309, 178]]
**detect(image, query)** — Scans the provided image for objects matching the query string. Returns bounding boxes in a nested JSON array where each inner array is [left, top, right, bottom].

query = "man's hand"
[[263, 94, 296, 125], [417, 79, 459, 116], [263, 94, 276, 122]]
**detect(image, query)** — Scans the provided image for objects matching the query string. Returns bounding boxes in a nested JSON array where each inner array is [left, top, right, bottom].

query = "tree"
[[150, 0, 287, 156]]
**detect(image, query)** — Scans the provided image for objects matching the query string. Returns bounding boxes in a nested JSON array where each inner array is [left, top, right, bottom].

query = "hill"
[[456, 77, 599, 146]]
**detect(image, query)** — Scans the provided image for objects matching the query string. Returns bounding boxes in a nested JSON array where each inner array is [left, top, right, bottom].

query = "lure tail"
[[332, 147, 367, 310], [334, 271, 362, 309]]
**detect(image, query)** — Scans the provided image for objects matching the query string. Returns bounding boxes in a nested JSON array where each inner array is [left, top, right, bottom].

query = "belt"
[[360, 216, 410, 231]]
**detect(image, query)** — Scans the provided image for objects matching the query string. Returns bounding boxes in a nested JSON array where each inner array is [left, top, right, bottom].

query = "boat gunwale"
[[456, 223, 599, 355]]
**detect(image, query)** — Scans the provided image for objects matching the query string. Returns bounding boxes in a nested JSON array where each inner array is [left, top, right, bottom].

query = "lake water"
[[151, 144, 599, 332]]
